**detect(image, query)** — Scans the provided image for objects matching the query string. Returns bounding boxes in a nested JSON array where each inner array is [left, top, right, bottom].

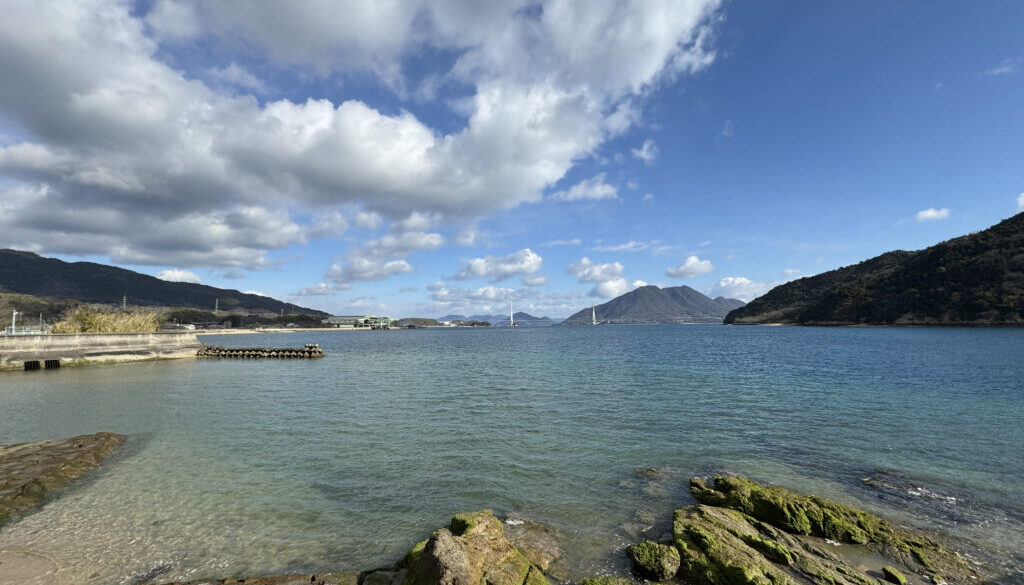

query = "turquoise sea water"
[[0, 325, 1021, 584]]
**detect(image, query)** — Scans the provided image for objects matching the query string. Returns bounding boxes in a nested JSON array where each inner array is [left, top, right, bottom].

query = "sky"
[[1, 1, 1022, 319]]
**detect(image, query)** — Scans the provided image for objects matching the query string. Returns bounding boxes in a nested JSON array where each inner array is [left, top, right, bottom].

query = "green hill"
[[561, 285, 744, 324], [724, 213, 1024, 325], [0, 249, 326, 316]]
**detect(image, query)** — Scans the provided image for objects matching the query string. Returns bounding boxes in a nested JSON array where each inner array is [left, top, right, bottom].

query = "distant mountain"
[[437, 312, 555, 327], [0, 249, 327, 316], [725, 212, 1024, 325], [561, 285, 745, 324]]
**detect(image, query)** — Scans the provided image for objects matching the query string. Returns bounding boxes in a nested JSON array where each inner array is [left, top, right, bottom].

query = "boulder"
[[402, 510, 551, 585], [882, 566, 908, 585], [689, 476, 976, 583], [626, 541, 680, 581]]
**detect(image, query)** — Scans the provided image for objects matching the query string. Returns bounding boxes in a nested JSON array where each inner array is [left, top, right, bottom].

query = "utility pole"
[[215, 298, 219, 312], [122, 295, 127, 310]]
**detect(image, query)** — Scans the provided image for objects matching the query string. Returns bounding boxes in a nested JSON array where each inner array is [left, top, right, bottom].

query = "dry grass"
[[50, 308, 163, 334]]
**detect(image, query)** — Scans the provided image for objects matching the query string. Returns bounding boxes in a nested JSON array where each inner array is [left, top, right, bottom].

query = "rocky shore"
[[0, 437, 1006, 585], [153, 478, 998, 585], [626, 475, 981, 585], [0, 432, 125, 526]]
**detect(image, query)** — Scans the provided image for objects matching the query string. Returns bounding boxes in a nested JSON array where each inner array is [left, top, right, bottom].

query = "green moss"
[[581, 577, 632, 585], [881, 566, 907, 585], [687, 526, 719, 555], [398, 539, 429, 568], [451, 512, 479, 536], [523, 566, 550, 585], [739, 534, 793, 566], [911, 548, 931, 570], [627, 541, 680, 581]]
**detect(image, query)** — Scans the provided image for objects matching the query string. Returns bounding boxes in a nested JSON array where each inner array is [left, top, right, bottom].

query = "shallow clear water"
[[0, 326, 1022, 584]]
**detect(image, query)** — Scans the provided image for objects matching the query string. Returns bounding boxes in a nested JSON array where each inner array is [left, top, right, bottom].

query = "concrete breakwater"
[[196, 343, 324, 359], [0, 332, 202, 371]]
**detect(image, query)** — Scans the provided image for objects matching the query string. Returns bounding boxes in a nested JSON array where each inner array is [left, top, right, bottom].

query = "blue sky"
[[1, 1, 1021, 318]]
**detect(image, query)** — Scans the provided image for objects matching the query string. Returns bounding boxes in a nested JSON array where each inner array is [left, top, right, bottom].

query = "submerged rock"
[[402, 510, 553, 585], [502, 514, 563, 572], [158, 574, 357, 585], [0, 432, 125, 524], [581, 577, 633, 585]]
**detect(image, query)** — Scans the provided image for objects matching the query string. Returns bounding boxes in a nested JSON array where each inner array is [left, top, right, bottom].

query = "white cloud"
[[567, 257, 642, 298], [429, 281, 523, 306], [323, 226, 443, 288], [782, 268, 801, 278], [915, 207, 950, 222], [643, 193, 655, 202], [355, 211, 383, 230], [325, 258, 413, 289], [665, 255, 714, 278], [594, 278, 647, 299], [631, 139, 659, 164], [1017, 192, 1024, 212], [243, 290, 268, 297], [982, 59, 1019, 77], [157, 269, 201, 283], [454, 248, 543, 282], [591, 240, 653, 252], [454, 227, 484, 247], [0, 0, 721, 269], [698, 240, 712, 247], [209, 62, 268, 93], [550, 173, 618, 201], [540, 238, 581, 247], [361, 231, 445, 260], [721, 120, 734, 138], [709, 277, 770, 302], [522, 274, 548, 287], [308, 211, 348, 239], [567, 257, 624, 283], [295, 283, 334, 296]]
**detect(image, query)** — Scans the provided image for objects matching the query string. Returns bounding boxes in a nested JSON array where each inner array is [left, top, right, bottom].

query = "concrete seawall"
[[0, 332, 203, 371]]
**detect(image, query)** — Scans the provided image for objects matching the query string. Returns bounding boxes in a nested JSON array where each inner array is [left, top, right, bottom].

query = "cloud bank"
[[0, 0, 722, 272]]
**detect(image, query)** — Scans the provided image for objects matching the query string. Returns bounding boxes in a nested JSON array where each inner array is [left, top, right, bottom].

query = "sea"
[[0, 325, 1021, 585]]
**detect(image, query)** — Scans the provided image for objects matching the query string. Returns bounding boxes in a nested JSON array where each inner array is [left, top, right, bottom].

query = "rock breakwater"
[[197, 343, 324, 359]]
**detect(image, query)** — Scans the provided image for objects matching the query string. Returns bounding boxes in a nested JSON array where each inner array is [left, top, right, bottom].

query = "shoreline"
[[0, 435, 1011, 585]]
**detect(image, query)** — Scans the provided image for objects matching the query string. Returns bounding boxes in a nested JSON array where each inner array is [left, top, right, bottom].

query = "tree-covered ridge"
[[725, 212, 1024, 325], [0, 250, 327, 316]]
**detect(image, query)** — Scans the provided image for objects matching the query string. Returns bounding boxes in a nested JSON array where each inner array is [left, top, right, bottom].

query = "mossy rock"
[[882, 566, 907, 585], [627, 540, 680, 581], [689, 476, 975, 582], [673, 506, 793, 585], [451, 512, 482, 536], [524, 566, 551, 585], [397, 539, 428, 568], [581, 577, 632, 585], [739, 534, 793, 566], [402, 510, 550, 585]]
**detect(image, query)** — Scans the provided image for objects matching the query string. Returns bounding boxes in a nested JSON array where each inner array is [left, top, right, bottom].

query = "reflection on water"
[[0, 326, 1021, 584]]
